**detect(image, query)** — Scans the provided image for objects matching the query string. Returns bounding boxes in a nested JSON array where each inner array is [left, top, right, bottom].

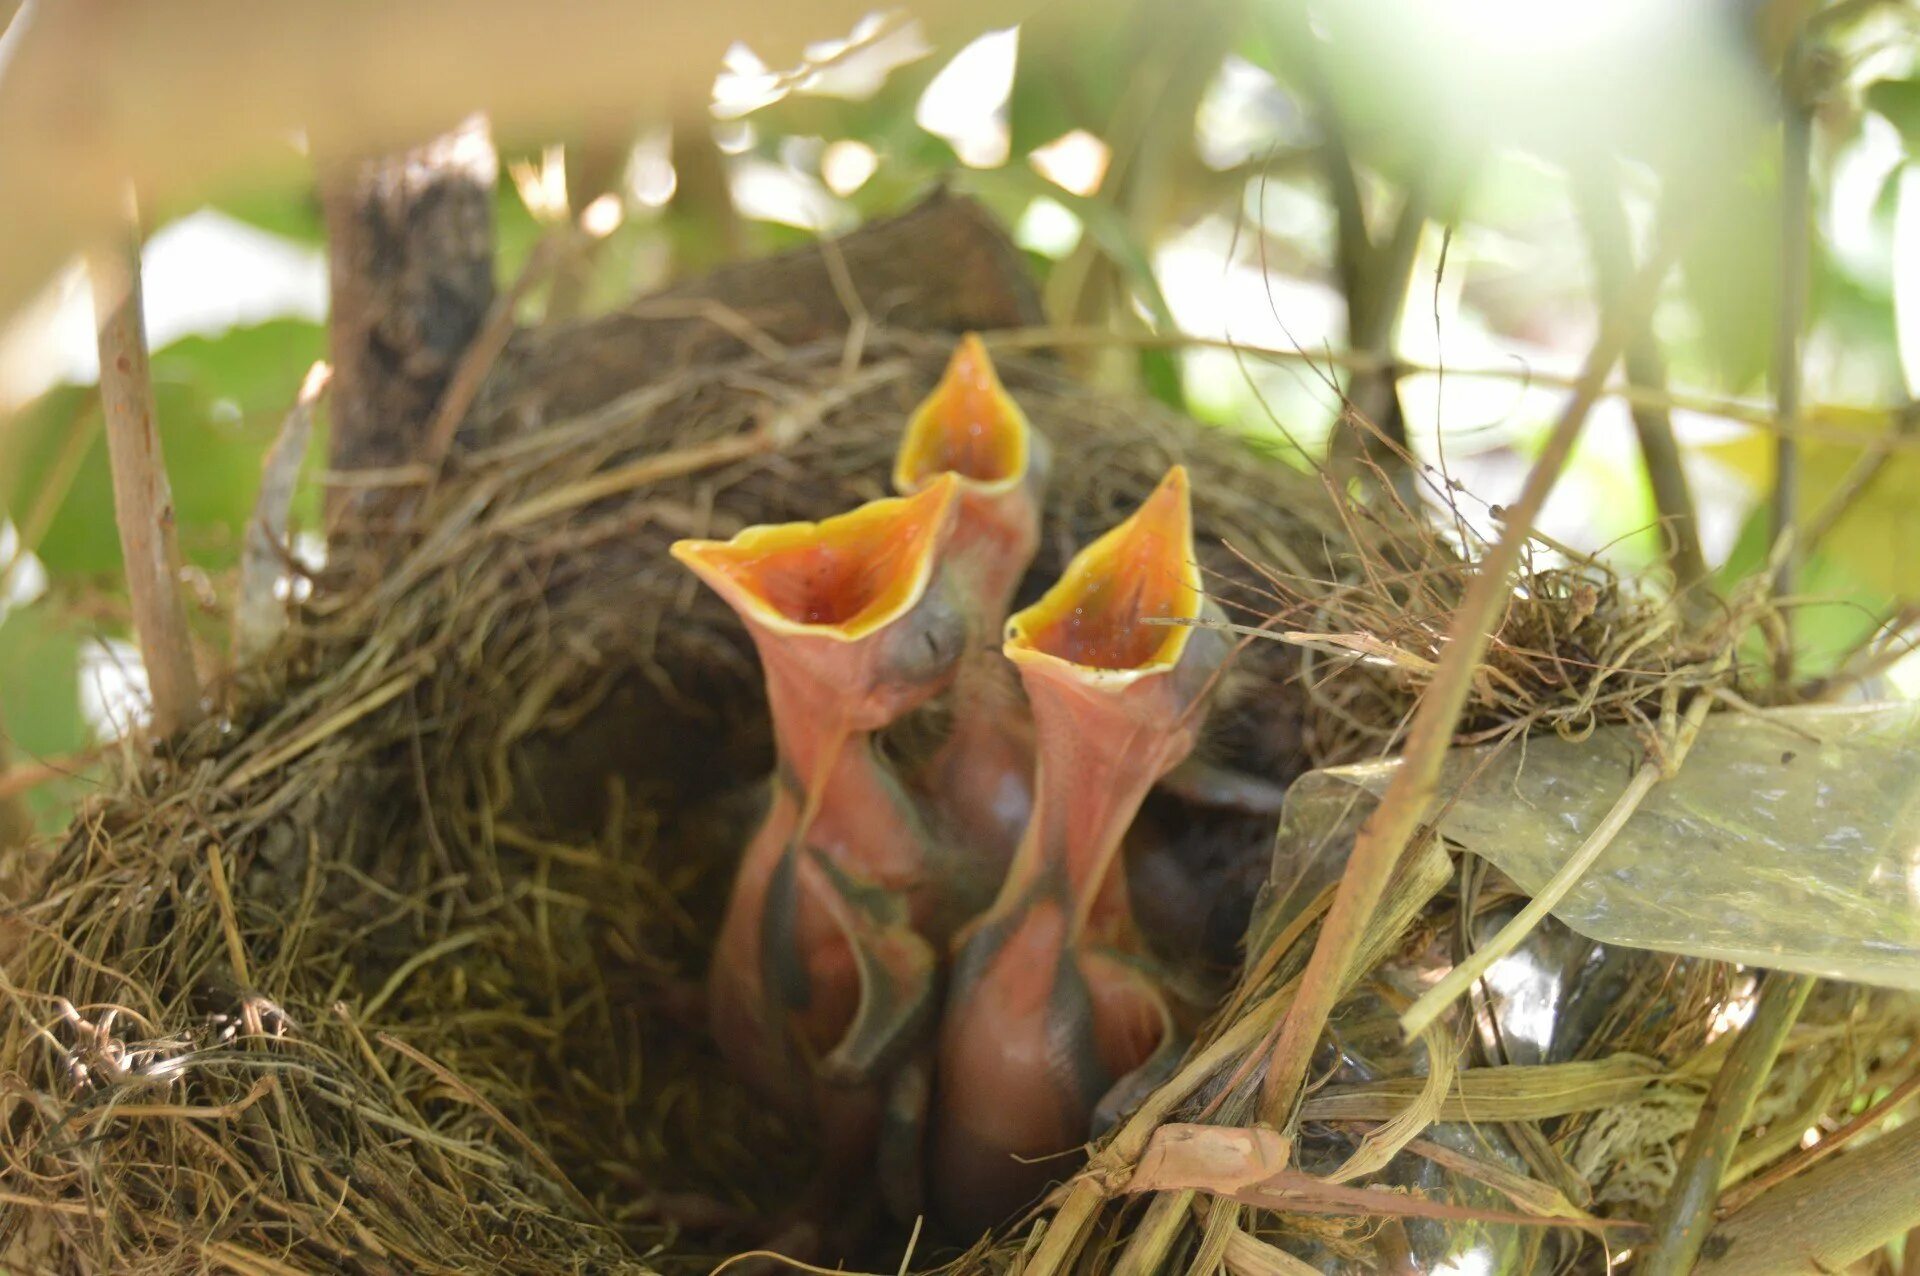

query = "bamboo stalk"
[[1256, 225, 1685, 1126], [87, 209, 202, 739]]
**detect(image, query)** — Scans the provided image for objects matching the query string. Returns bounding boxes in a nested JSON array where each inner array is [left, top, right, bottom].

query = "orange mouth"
[[1004, 466, 1199, 680], [671, 474, 961, 641], [893, 334, 1032, 496]]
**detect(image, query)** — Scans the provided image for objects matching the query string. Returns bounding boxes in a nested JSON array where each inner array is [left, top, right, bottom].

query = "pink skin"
[[673, 479, 973, 1180], [928, 468, 1226, 1235], [894, 334, 1051, 875]]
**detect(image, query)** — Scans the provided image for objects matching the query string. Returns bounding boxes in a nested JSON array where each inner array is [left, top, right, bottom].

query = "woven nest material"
[[3, 196, 1908, 1276]]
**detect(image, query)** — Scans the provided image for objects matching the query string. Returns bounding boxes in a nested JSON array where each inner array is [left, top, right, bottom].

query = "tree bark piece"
[[88, 221, 201, 739], [322, 116, 497, 529]]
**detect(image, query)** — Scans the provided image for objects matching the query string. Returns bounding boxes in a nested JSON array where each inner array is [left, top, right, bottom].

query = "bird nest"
[[2, 197, 1909, 1275]]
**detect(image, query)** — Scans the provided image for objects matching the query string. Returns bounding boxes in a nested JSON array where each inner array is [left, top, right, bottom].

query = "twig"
[[492, 359, 907, 532], [1574, 171, 1710, 595], [1640, 969, 1817, 1276], [1772, 37, 1815, 681], [981, 327, 1917, 448], [0, 743, 109, 801], [1256, 223, 1685, 1127], [376, 1030, 605, 1224], [235, 361, 330, 664], [87, 204, 202, 739], [0, 704, 33, 851], [1399, 690, 1714, 1040]]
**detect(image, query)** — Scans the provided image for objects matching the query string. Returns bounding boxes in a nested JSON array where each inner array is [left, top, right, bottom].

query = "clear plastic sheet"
[[1269, 701, 1920, 989]]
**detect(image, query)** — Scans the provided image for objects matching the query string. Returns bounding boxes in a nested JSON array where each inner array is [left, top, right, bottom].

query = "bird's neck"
[[1005, 694, 1167, 941], [760, 661, 918, 873]]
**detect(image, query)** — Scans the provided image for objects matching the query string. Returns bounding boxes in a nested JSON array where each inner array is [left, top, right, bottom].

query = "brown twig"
[[418, 229, 572, 474], [1256, 223, 1685, 1126], [1802, 400, 1920, 556], [1640, 969, 1817, 1276], [87, 206, 202, 739]]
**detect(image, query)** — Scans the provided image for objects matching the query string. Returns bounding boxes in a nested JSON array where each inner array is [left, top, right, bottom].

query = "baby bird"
[[929, 466, 1228, 1235], [671, 475, 972, 1173], [893, 334, 1050, 876]]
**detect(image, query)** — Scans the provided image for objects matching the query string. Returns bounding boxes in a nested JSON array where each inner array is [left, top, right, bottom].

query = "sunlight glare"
[[916, 28, 1017, 168]]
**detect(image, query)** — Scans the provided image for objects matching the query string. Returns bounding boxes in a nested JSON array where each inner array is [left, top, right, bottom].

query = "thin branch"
[[1640, 969, 1817, 1276], [87, 205, 202, 739], [981, 327, 1918, 448], [234, 361, 330, 664], [1256, 223, 1685, 1126], [1772, 39, 1815, 680], [0, 704, 34, 851], [1574, 170, 1711, 595]]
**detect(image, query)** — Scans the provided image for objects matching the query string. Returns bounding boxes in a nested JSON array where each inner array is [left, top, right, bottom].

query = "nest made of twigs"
[[3, 216, 1904, 1275]]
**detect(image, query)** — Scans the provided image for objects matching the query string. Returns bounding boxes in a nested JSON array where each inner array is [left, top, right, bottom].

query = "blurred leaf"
[[959, 165, 1176, 331], [1708, 423, 1920, 604], [1866, 78, 1920, 150], [0, 601, 86, 765], [6, 320, 325, 577], [211, 183, 327, 244], [1715, 502, 1886, 677], [1676, 161, 1779, 393], [1138, 346, 1187, 412]]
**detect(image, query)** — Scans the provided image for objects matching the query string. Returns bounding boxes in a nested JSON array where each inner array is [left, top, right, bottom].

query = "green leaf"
[[0, 600, 87, 764], [1675, 165, 1778, 393], [6, 320, 326, 577]]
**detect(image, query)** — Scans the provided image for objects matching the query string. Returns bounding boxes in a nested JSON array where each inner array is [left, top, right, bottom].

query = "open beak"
[[894, 334, 1033, 498], [1001, 466, 1215, 919], [1005, 464, 1201, 696], [671, 473, 961, 645], [894, 335, 1045, 615], [671, 474, 964, 725]]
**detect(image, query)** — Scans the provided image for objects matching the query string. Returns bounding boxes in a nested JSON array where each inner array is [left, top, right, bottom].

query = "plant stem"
[[1256, 224, 1684, 1127], [87, 207, 202, 740], [1640, 969, 1816, 1276], [1772, 39, 1814, 681]]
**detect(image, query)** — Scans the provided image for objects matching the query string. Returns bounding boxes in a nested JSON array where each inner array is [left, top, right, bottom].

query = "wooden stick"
[[1640, 969, 1817, 1276], [1256, 225, 1684, 1126], [87, 209, 202, 739]]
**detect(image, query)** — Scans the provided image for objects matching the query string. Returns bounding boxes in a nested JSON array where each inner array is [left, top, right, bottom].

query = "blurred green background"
[[4, 0, 1919, 829]]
